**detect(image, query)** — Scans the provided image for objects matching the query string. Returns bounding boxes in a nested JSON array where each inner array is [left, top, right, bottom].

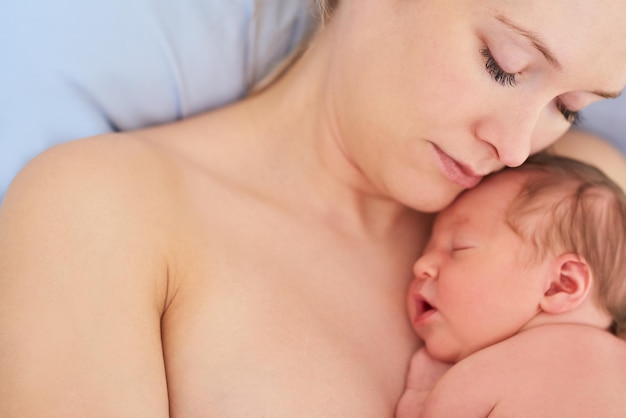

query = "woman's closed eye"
[[481, 47, 581, 124], [556, 99, 581, 125], [481, 48, 517, 87]]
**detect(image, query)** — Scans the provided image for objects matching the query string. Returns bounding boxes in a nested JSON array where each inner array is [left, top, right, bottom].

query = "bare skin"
[[399, 326, 626, 417], [0, 101, 430, 417], [551, 129, 626, 191], [3, 0, 626, 416], [4, 106, 625, 418], [396, 166, 626, 417]]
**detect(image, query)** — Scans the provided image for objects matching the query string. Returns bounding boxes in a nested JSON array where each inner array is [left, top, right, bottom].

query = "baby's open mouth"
[[412, 294, 438, 327], [421, 300, 434, 313]]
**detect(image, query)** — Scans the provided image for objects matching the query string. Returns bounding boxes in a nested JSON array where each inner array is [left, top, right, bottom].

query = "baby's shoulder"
[[429, 326, 626, 416], [443, 326, 626, 388], [480, 325, 626, 370], [508, 324, 626, 356]]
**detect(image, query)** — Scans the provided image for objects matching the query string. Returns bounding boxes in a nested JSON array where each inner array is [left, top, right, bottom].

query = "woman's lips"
[[432, 144, 482, 189]]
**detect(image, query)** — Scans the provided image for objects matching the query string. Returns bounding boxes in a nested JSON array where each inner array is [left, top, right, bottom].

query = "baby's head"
[[503, 154, 626, 339], [408, 153, 626, 362]]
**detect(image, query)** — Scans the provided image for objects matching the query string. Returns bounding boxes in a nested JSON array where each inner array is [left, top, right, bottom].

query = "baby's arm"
[[424, 346, 511, 418], [395, 348, 451, 418], [397, 348, 499, 418]]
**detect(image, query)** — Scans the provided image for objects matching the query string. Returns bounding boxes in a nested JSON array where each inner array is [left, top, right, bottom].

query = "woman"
[[1, 0, 626, 416]]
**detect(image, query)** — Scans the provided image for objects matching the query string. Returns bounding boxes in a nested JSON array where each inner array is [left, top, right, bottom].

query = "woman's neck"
[[210, 31, 423, 238]]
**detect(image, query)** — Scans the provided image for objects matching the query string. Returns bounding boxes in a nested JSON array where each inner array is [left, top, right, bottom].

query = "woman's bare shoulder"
[[550, 128, 626, 190], [0, 133, 183, 296], [8, 132, 175, 193], [4, 133, 182, 219], [0, 134, 179, 416]]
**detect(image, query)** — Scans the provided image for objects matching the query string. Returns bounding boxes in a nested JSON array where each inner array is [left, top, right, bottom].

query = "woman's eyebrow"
[[495, 14, 561, 70], [495, 14, 622, 99]]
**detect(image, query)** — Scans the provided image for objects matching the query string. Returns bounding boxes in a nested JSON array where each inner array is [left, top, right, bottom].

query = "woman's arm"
[[0, 137, 171, 417], [549, 129, 626, 191]]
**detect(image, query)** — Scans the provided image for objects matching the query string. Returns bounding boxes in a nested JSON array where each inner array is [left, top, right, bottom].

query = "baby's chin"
[[425, 343, 476, 364]]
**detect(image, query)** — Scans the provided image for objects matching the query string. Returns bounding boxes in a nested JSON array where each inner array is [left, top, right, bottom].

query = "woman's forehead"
[[478, 0, 626, 90]]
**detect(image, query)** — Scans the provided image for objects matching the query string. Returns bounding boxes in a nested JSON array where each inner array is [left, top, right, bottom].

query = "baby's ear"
[[540, 253, 592, 314]]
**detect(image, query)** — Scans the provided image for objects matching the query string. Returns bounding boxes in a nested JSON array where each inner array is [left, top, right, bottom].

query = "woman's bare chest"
[[161, 210, 420, 417]]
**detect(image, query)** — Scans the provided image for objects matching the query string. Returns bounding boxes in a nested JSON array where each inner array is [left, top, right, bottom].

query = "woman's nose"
[[474, 103, 540, 167]]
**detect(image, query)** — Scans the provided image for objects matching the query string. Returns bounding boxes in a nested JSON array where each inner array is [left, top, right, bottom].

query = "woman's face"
[[324, 0, 626, 212]]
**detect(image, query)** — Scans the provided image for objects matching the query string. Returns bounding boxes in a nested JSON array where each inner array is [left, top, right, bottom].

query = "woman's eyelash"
[[480, 48, 517, 87], [556, 100, 581, 125], [481, 47, 581, 124]]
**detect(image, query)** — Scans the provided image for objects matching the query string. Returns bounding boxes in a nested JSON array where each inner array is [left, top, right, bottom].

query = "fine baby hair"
[[500, 153, 626, 338]]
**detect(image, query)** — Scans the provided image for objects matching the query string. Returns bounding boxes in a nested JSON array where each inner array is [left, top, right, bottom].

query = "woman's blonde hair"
[[248, 0, 339, 94], [503, 154, 626, 339], [314, 0, 339, 23]]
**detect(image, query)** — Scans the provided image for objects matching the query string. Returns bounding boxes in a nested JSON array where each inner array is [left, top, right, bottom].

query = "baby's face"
[[407, 172, 552, 363]]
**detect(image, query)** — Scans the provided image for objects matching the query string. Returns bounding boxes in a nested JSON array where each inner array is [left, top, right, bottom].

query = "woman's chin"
[[408, 188, 463, 213]]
